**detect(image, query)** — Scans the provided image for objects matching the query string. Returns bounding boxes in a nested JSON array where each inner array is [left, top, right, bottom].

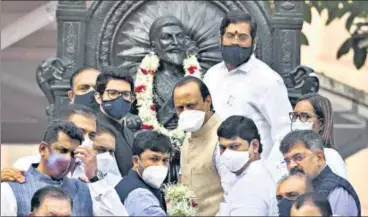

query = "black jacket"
[[97, 113, 134, 177]]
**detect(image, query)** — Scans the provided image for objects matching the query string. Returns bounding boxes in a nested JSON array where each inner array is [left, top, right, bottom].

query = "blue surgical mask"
[[221, 44, 253, 69], [102, 97, 131, 120], [278, 198, 294, 216], [73, 90, 99, 111]]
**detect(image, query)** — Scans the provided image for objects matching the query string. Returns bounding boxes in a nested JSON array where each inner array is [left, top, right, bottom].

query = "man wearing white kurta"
[[204, 11, 292, 158], [217, 115, 279, 216]]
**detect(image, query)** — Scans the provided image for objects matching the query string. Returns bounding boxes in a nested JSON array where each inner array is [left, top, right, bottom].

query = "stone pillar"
[[271, 0, 304, 105], [54, 0, 88, 116]]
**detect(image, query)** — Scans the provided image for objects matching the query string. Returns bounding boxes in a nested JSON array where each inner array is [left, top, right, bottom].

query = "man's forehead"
[[106, 79, 131, 91], [142, 149, 170, 158], [225, 22, 251, 34], [285, 143, 309, 155], [73, 69, 100, 85], [68, 113, 96, 132], [159, 25, 184, 34], [174, 83, 201, 102]]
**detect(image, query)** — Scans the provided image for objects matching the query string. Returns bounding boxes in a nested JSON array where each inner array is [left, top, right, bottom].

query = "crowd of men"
[[0, 11, 361, 216]]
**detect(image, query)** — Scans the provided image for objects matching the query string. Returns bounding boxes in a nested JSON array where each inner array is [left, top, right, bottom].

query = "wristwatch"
[[89, 170, 104, 183]]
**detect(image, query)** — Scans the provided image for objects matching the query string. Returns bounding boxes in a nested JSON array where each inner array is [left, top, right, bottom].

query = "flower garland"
[[164, 184, 197, 216], [135, 53, 201, 145]]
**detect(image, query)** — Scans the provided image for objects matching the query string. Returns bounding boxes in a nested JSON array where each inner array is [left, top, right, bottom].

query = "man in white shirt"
[[204, 11, 292, 158], [217, 115, 279, 216]]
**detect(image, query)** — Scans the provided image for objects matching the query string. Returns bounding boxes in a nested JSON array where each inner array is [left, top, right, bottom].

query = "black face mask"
[[278, 198, 294, 216], [102, 97, 131, 120], [221, 44, 253, 69], [73, 90, 99, 111]]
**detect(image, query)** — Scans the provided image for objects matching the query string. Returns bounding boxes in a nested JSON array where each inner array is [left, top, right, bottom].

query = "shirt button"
[[187, 160, 189, 164]]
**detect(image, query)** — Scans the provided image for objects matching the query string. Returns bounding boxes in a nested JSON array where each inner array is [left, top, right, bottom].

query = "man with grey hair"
[[280, 130, 361, 216], [277, 170, 314, 216]]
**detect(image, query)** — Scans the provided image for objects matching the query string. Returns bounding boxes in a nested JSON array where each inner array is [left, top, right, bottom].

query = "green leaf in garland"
[[337, 38, 352, 59]]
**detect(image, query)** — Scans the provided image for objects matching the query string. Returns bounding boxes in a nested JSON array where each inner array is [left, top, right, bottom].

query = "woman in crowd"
[[290, 93, 348, 179]]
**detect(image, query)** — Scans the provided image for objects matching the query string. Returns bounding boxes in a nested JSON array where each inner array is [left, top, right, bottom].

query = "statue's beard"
[[158, 51, 185, 66]]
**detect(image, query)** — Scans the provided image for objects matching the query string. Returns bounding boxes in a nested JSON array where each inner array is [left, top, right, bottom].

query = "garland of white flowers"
[[164, 184, 197, 216], [135, 53, 201, 145]]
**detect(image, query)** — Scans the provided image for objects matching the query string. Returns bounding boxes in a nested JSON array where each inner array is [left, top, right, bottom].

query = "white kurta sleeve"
[[259, 81, 293, 146], [12, 155, 40, 171], [1, 182, 17, 216], [88, 180, 128, 216]]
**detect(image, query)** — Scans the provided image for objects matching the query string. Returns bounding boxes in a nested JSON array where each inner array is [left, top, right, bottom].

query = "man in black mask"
[[68, 67, 101, 111], [94, 68, 135, 177], [204, 11, 292, 158]]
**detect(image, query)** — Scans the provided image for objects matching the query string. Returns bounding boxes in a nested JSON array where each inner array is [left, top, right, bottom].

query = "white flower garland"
[[135, 53, 201, 145], [164, 184, 197, 216]]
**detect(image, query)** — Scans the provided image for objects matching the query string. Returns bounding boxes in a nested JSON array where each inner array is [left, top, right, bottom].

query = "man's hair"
[[69, 66, 100, 89], [95, 66, 134, 95], [42, 119, 84, 146], [217, 115, 263, 154], [149, 16, 185, 43], [280, 130, 324, 154], [31, 186, 72, 212], [220, 11, 257, 40], [278, 170, 314, 192], [132, 131, 172, 156], [293, 192, 333, 216], [58, 104, 96, 121], [298, 93, 335, 149], [172, 76, 214, 110]]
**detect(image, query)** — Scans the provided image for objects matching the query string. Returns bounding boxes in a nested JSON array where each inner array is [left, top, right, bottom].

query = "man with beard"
[[280, 130, 361, 216], [1, 120, 94, 216], [68, 66, 101, 111], [204, 11, 292, 158]]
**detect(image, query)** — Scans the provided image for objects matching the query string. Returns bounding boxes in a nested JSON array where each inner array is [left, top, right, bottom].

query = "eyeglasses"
[[283, 153, 308, 165], [105, 89, 135, 102], [223, 32, 250, 44], [289, 112, 317, 122]]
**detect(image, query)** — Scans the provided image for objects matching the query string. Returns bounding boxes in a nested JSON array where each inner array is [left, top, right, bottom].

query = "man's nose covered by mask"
[[178, 110, 206, 132], [221, 44, 254, 69], [74, 90, 99, 110], [278, 198, 294, 216], [102, 97, 132, 120]]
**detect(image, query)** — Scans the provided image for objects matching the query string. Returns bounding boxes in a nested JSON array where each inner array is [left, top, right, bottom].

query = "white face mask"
[[178, 110, 206, 132], [96, 152, 120, 176], [220, 149, 250, 173], [140, 164, 168, 189], [82, 136, 93, 147], [291, 120, 314, 131]]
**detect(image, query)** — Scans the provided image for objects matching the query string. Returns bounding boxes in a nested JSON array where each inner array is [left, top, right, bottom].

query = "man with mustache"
[[280, 130, 361, 216]]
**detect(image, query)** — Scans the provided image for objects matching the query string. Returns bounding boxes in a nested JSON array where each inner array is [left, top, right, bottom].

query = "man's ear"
[[132, 156, 139, 169], [252, 37, 257, 50], [67, 90, 74, 103], [39, 142, 49, 157], [205, 96, 212, 110], [316, 150, 325, 166], [94, 92, 102, 105], [251, 139, 260, 154]]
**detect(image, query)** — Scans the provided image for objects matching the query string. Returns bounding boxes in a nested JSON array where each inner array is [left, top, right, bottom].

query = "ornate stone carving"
[[281, 1, 296, 11], [62, 22, 77, 71], [36, 57, 67, 116]]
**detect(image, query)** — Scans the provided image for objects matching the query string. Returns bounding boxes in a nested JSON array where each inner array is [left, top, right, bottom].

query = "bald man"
[[277, 170, 314, 216]]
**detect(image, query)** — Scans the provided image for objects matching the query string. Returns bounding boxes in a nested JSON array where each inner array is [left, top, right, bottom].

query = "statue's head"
[[149, 16, 188, 66]]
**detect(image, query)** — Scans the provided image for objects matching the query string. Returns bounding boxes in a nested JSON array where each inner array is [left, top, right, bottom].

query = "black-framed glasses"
[[283, 153, 308, 165], [105, 89, 135, 102], [289, 112, 317, 123]]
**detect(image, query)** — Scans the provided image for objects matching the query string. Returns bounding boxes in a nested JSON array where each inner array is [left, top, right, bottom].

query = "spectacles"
[[283, 153, 308, 165], [105, 89, 135, 102], [289, 112, 317, 122], [223, 32, 250, 44]]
